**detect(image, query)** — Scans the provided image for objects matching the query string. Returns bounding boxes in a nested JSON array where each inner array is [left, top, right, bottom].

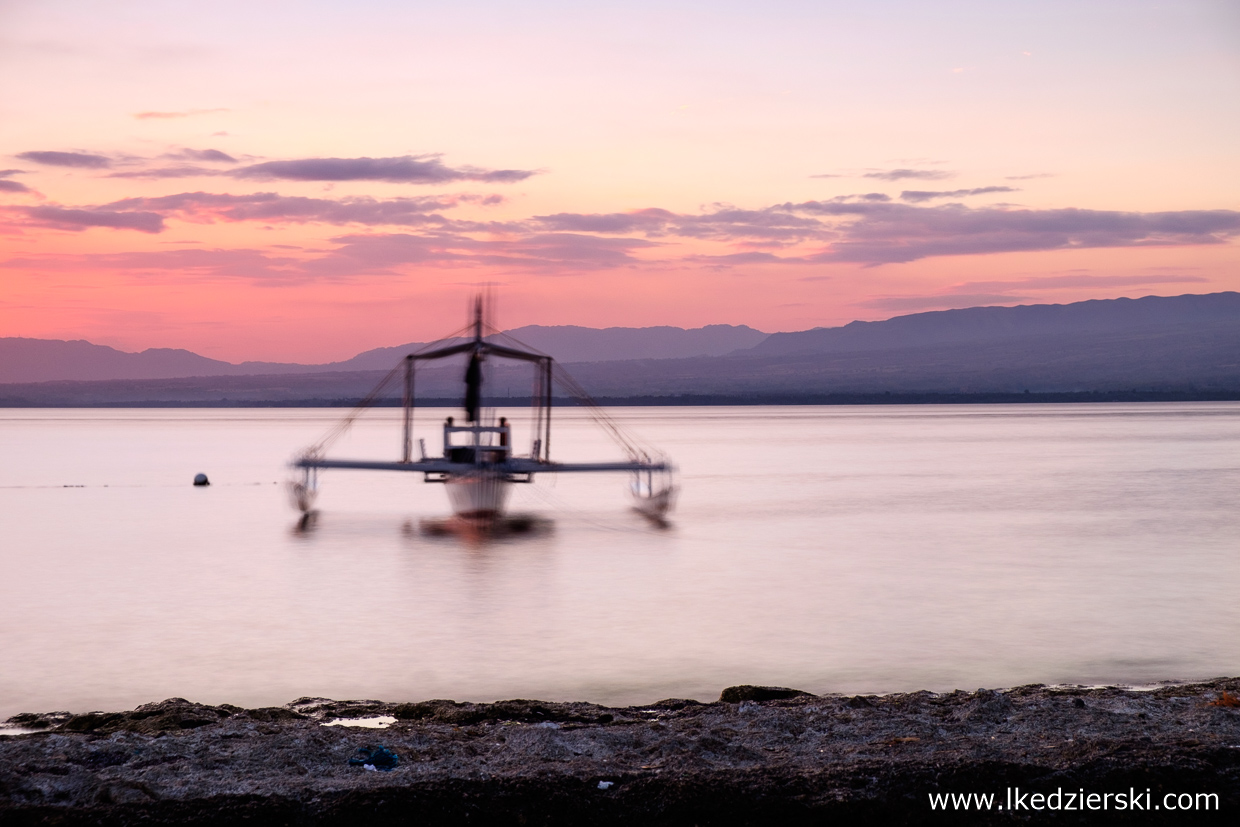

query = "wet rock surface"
[[2, 680, 1239, 824]]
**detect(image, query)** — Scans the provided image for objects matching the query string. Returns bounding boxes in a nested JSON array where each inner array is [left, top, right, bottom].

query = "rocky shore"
[[3, 679, 1239, 825]]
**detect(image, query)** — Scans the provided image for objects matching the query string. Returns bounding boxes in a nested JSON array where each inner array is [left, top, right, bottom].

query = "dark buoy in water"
[[193, 473, 210, 486]]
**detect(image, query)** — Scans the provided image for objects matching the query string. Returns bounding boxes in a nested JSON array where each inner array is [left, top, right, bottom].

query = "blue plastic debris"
[[348, 746, 399, 772]]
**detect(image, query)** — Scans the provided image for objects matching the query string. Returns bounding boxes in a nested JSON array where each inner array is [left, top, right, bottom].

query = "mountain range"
[[750, 291, 1240, 356], [2, 292, 1238, 404], [0, 324, 768, 384]]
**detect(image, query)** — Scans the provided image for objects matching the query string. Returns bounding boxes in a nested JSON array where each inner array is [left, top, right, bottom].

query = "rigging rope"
[[299, 318, 670, 474], [484, 327, 665, 466], [298, 321, 476, 459]]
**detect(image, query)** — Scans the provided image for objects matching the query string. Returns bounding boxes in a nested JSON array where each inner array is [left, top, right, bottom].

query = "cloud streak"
[[101, 191, 506, 229], [899, 186, 1017, 203], [167, 148, 236, 163], [104, 149, 236, 180], [13, 149, 534, 186], [0, 230, 660, 282], [862, 168, 954, 181], [17, 206, 164, 233], [307, 232, 659, 277], [534, 205, 826, 244], [531, 201, 1240, 265], [782, 202, 1240, 264], [233, 155, 537, 184], [108, 165, 226, 180], [8, 181, 1239, 268], [16, 151, 112, 169]]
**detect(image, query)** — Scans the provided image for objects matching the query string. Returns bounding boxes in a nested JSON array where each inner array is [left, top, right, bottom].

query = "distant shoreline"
[[1, 390, 1239, 408]]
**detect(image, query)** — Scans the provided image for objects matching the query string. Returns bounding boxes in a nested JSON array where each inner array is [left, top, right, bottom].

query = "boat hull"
[[445, 472, 511, 519]]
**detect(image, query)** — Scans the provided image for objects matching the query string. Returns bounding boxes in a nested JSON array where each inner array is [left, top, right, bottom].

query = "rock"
[[719, 685, 811, 703], [2, 712, 71, 730], [391, 698, 614, 725], [57, 699, 304, 735], [192, 473, 209, 486], [3, 679, 1240, 824], [954, 688, 1013, 722]]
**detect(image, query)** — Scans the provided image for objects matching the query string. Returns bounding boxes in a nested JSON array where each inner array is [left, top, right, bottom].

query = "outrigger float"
[[290, 299, 676, 531]]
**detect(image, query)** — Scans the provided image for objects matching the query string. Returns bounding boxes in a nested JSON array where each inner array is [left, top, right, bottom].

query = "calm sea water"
[[1, 404, 1238, 719]]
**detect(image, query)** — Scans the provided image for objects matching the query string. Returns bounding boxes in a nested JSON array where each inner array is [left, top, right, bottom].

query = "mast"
[[401, 355, 414, 462], [463, 296, 484, 423], [543, 357, 552, 461]]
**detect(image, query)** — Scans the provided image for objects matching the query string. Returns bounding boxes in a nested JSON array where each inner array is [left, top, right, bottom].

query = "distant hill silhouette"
[[0, 339, 239, 384], [2, 293, 1237, 402], [561, 320, 1240, 396], [0, 324, 769, 384], [749, 292, 1240, 355], [332, 324, 768, 371]]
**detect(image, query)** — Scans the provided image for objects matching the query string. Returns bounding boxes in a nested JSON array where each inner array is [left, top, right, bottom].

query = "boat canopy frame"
[[293, 298, 671, 483], [395, 299, 554, 465]]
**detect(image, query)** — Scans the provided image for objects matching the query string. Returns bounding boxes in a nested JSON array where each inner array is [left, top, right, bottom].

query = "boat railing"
[[442, 417, 512, 465]]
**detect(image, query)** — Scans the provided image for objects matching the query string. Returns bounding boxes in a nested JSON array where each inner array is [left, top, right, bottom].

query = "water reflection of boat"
[[290, 297, 676, 527]]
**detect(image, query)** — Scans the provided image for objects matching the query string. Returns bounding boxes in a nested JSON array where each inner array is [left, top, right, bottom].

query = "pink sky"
[[1, 0, 1237, 362]]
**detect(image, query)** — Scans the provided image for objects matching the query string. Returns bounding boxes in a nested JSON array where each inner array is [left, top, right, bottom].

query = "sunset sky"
[[1, 0, 1237, 362]]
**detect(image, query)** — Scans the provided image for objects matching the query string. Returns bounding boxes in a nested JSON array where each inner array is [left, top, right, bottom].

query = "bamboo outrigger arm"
[[293, 457, 670, 475]]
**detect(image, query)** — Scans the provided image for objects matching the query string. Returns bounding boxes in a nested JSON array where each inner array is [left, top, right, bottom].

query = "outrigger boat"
[[290, 298, 676, 527]]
